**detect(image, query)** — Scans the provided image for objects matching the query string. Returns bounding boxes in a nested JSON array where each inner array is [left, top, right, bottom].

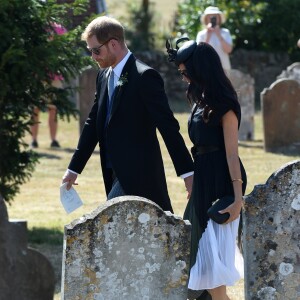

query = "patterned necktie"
[[108, 69, 115, 101]]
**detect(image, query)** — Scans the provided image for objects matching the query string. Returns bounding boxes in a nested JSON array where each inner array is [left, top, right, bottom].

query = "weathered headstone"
[[277, 62, 300, 83], [62, 196, 191, 300], [243, 160, 300, 300], [227, 69, 255, 141], [261, 78, 300, 152], [0, 197, 55, 300], [77, 66, 98, 133]]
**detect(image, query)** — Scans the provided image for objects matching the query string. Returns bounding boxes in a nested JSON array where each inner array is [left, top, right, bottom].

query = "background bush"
[[173, 0, 300, 61], [0, 0, 90, 203]]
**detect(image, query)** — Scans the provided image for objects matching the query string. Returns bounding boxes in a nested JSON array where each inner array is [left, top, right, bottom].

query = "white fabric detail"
[[188, 217, 243, 290]]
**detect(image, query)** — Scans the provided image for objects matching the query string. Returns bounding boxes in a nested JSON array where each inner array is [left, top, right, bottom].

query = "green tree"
[[0, 0, 90, 203], [122, 0, 156, 51], [257, 0, 300, 61], [173, 0, 265, 45], [173, 0, 300, 61]]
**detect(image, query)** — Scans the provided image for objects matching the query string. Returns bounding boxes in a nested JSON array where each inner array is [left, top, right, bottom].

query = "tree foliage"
[[173, 0, 300, 61], [121, 0, 156, 51], [0, 0, 90, 203]]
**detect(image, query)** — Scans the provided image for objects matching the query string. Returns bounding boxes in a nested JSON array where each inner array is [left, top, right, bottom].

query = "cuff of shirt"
[[180, 171, 194, 179], [67, 169, 78, 175]]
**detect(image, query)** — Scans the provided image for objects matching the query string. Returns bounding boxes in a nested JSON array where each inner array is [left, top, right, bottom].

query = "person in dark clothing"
[[62, 16, 194, 211], [167, 40, 247, 300]]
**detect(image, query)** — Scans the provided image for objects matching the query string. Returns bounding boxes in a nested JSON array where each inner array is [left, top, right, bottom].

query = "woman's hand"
[[219, 198, 244, 223]]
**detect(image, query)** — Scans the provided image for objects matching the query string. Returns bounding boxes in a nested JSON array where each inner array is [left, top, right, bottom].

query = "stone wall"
[[135, 51, 188, 106], [136, 49, 291, 107], [72, 49, 291, 112], [74, 49, 290, 137], [230, 49, 291, 106]]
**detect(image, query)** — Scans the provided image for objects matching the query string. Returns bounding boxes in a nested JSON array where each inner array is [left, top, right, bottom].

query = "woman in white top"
[[196, 6, 232, 71]]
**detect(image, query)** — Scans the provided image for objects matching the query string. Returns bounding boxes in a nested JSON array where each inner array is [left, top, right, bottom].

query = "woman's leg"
[[207, 285, 230, 300], [48, 104, 58, 143], [48, 79, 63, 147], [31, 107, 40, 147]]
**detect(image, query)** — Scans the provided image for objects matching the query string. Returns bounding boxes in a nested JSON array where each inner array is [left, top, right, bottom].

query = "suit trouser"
[[107, 172, 126, 200]]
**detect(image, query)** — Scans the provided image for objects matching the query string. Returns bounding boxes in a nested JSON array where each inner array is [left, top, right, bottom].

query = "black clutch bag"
[[207, 196, 234, 224]]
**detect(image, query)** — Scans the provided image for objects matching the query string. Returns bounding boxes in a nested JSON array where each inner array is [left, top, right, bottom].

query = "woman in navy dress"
[[167, 41, 247, 300]]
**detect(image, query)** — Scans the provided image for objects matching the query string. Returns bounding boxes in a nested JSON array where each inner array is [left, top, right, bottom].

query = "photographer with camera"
[[196, 6, 233, 71]]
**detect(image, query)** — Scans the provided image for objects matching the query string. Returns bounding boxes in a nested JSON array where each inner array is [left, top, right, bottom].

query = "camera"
[[210, 16, 217, 28]]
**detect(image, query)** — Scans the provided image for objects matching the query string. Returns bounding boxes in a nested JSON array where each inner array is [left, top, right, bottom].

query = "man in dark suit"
[[62, 16, 194, 212]]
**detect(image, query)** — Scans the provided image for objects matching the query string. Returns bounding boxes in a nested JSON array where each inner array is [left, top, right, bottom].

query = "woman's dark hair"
[[183, 42, 239, 122]]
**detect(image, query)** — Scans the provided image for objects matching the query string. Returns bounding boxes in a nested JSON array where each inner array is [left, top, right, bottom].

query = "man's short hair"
[[81, 16, 125, 43]]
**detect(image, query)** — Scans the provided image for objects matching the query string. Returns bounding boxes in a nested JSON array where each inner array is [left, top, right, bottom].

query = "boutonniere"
[[116, 72, 128, 87]]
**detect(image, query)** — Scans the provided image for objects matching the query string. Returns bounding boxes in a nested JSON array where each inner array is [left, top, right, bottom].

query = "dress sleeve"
[[209, 101, 241, 127]]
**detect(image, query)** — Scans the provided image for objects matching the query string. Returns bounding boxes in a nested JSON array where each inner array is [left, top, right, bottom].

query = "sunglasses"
[[178, 69, 188, 77], [87, 37, 117, 55]]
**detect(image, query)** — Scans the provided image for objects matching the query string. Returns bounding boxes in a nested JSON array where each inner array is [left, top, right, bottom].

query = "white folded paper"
[[60, 182, 83, 214]]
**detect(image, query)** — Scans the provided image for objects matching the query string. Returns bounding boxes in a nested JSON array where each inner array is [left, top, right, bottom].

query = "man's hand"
[[184, 174, 194, 199], [62, 170, 78, 190]]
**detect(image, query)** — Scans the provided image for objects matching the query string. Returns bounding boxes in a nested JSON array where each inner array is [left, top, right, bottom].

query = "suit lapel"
[[98, 69, 109, 109], [98, 69, 110, 135], [109, 54, 136, 120]]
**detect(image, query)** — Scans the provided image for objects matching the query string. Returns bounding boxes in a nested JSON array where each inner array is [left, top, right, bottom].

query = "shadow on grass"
[[35, 148, 100, 158], [36, 152, 61, 159], [61, 147, 100, 155], [265, 147, 300, 157], [28, 227, 64, 245], [238, 141, 264, 149], [239, 141, 300, 157]]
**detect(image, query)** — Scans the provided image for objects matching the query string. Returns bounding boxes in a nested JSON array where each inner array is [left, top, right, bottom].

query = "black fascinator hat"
[[166, 37, 197, 65]]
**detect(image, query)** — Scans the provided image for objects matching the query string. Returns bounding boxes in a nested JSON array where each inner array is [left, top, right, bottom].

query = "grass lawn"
[[6, 109, 298, 299]]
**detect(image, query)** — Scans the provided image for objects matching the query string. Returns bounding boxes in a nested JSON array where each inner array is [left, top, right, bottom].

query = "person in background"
[[62, 16, 194, 211], [196, 6, 233, 71], [167, 40, 247, 300], [31, 22, 67, 148]]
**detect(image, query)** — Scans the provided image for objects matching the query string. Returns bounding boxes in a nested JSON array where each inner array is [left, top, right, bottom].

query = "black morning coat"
[[68, 54, 194, 212]]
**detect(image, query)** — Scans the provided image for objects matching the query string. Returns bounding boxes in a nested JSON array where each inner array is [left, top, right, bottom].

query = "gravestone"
[[243, 160, 300, 300], [62, 196, 191, 300], [261, 78, 300, 152], [277, 62, 300, 83], [77, 66, 98, 133], [0, 196, 55, 300], [227, 69, 255, 140]]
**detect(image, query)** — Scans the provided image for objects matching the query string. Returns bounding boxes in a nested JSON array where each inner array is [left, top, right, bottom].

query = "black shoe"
[[50, 140, 60, 148], [31, 140, 38, 148]]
